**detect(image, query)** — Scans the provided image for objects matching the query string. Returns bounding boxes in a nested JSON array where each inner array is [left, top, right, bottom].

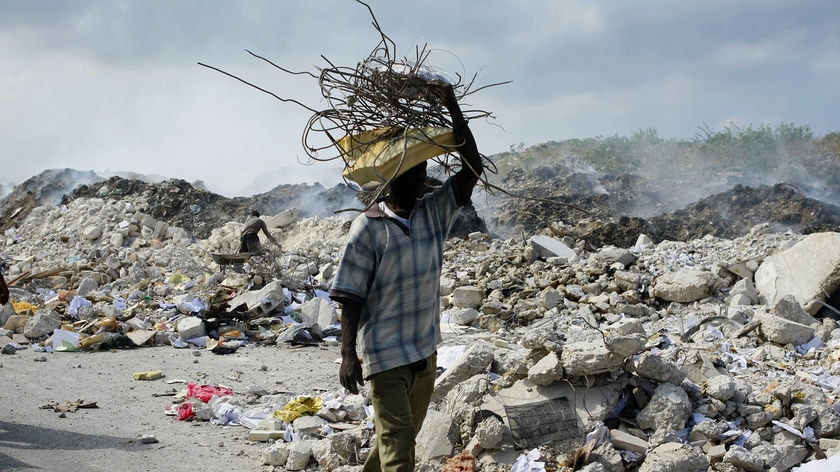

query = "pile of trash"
[[480, 159, 840, 247], [3, 174, 840, 471]]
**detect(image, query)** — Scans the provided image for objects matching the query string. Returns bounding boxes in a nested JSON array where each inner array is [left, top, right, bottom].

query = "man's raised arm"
[[441, 85, 482, 206]]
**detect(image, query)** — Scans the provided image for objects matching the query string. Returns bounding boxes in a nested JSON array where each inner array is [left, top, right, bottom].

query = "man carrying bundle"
[[330, 83, 482, 471]]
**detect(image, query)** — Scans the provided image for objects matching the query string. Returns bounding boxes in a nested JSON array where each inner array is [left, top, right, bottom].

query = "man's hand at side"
[[338, 298, 365, 394], [340, 352, 364, 394]]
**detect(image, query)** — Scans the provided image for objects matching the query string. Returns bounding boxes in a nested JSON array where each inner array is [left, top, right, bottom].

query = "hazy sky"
[[1, 0, 838, 197]]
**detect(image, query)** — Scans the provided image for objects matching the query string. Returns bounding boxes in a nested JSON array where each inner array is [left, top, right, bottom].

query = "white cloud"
[[0, 0, 838, 195], [709, 38, 793, 68]]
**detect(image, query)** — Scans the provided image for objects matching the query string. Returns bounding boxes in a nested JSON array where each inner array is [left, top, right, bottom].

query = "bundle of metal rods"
[[197, 2, 596, 215], [201, 1, 506, 192]]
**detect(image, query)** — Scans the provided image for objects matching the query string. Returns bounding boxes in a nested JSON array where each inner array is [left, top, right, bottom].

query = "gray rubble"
[[3, 189, 840, 471]]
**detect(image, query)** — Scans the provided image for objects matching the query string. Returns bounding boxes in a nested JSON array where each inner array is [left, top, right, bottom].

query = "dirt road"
[[0, 342, 342, 472]]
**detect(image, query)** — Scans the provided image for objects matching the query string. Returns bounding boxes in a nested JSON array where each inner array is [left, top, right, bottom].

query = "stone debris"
[[40, 399, 99, 413], [4, 179, 840, 471]]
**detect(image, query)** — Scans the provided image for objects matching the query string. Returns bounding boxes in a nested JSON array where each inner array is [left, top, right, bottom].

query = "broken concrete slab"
[[639, 442, 708, 472], [755, 309, 816, 346], [527, 351, 563, 386], [529, 235, 577, 262], [433, 341, 494, 402], [650, 269, 713, 303], [226, 280, 285, 318], [609, 428, 648, 454], [449, 286, 484, 309], [561, 341, 625, 377], [628, 351, 687, 385], [175, 316, 206, 341], [755, 231, 840, 314], [415, 408, 456, 461], [636, 383, 692, 431], [483, 378, 623, 442], [297, 297, 337, 339], [126, 329, 156, 347]]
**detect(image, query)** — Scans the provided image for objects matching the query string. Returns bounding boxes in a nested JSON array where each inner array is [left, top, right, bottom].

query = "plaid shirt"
[[330, 179, 462, 378]]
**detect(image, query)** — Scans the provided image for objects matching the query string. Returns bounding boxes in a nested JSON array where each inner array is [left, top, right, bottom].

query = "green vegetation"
[[492, 123, 840, 189]]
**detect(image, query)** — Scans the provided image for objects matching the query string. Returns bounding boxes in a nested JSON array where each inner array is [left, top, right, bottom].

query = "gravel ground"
[[0, 342, 342, 472]]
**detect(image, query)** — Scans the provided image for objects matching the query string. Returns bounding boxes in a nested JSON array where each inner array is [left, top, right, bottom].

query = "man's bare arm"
[[258, 220, 281, 248], [441, 85, 482, 206]]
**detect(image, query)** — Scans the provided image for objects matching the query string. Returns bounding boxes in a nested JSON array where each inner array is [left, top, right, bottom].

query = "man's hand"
[[438, 83, 459, 112], [337, 298, 364, 394], [340, 352, 364, 394]]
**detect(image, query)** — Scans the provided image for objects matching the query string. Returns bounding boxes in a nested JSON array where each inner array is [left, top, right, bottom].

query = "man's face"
[[391, 161, 427, 200]]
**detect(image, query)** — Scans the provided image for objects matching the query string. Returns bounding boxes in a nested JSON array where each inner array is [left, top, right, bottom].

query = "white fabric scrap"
[[240, 408, 273, 429], [772, 422, 802, 439], [797, 336, 826, 355], [285, 423, 300, 442], [511, 448, 546, 472], [791, 453, 840, 471], [585, 421, 608, 447], [437, 345, 466, 371], [322, 390, 346, 410], [211, 402, 242, 426], [771, 420, 814, 440], [68, 296, 92, 317]]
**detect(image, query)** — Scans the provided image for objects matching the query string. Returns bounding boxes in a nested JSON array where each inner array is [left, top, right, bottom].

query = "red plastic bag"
[[186, 383, 233, 403], [177, 403, 195, 421]]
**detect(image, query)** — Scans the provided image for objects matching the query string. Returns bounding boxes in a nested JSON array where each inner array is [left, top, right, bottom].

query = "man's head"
[[250, 210, 261, 217], [388, 160, 428, 203]]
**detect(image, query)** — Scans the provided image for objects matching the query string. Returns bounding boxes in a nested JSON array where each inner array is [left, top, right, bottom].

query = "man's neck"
[[384, 197, 414, 219]]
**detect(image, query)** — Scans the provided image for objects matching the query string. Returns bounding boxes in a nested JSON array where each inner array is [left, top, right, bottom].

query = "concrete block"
[[265, 209, 298, 228], [176, 316, 206, 341], [433, 341, 494, 402], [756, 310, 815, 345], [651, 269, 713, 303], [450, 286, 484, 309], [706, 443, 726, 462], [415, 409, 455, 461], [610, 429, 648, 454], [755, 232, 840, 314], [527, 351, 563, 386], [248, 430, 286, 442], [298, 297, 337, 338], [152, 220, 169, 240], [530, 235, 577, 261], [227, 280, 285, 318], [722, 445, 764, 472]]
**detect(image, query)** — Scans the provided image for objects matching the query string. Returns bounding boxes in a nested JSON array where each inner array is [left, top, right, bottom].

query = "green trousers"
[[363, 352, 437, 472]]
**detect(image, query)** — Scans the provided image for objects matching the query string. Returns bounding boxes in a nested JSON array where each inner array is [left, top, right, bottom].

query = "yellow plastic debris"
[[168, 271, 190, 285], [339, 126, 456, 186], [12, 300, 38, 313], [133, 371, 164, 381], [274, 396, 324, 422]]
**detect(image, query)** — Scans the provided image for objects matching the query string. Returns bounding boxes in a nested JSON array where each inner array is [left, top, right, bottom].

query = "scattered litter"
[[41, 399, 98, 413], [275, 396, 323, 422], [511, 448, 546, 472]]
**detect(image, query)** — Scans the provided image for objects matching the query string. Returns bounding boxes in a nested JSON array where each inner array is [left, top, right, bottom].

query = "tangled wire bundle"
[[199, 2, 590, 215], [200, 1, 507, 194]]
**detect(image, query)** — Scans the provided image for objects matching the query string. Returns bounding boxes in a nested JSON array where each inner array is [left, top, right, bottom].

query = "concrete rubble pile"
[[3, 191, 840, 472]]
